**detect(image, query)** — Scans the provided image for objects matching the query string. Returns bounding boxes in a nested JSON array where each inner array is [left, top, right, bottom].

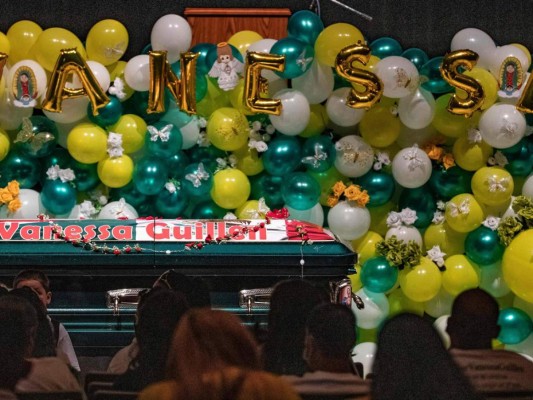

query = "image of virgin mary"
[[12, 66, 38, 108]]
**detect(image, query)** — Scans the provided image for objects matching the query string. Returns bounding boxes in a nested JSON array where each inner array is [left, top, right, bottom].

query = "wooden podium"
[[184, 8, 291, 45]]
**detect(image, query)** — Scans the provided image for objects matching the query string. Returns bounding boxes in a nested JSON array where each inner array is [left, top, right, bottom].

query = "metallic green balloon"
[[498, 307, 533, 345], [288, 10, 324, 45], [71, 160, 99, 192], [40, 180, 76, 215], [191, 200, 226, 219], [88, 95, 123, 127], [465, 226, 504, 265], [133, 157, 168, 195], [190, 43, 217, 75], [357, 171, 395, 207], [0, 151, 40, 188], [250, 173, 284, 209], [429, 166, 473, 201], [401, 48, 429, 71], [271, 37, 315, 79], [15, 116, 58, 158], [370, 37, 403, 58], [155, 183, 189, 218], [420, 57, 453, 94], [262, 136, 302, 177], [281, 172, 321, 210], [360, 256, 398, 293], [398, 185, 436, 229]]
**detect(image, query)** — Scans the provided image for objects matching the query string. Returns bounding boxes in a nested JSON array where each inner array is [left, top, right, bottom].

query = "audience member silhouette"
[[262, 279, 327, 376], [371, 313, 481, 400]]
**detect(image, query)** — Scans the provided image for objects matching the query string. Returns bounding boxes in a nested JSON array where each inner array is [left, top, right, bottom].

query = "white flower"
[[487, 151, 509, 167], [165, 181, 177, 193], [403, 146, 424, 171], [197, 132, 210, 147], [108, 77, 126, 100], [390, 104, 399, 116], [252, 121, 262, 132], [386, 211, 403, 228], [107, 131, 124, 158], [58, 168, 76, 183], [78, 200, 97, 219], [468, 127, 482, 144], [373, 152, 391, 171], [427, 245, 446, 267], [228, 155, 238, 168], [197, 117, 207, 129], [483, 216, 501, 231], [436, 200, 446, 211], [432, 210, 445, 224], [46, 165, 61, 181], [266, 124, 275, 135], [223, 212, 238, 220], [249, 129, 262, 140], [400, 208, 418, 226], [99, 196, 108, 206], [249, 139, 268, 152]]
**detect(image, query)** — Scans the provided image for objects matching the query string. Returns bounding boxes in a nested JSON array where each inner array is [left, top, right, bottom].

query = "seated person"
[[284, 303, 370, 397], [447, 288, 533, 392]]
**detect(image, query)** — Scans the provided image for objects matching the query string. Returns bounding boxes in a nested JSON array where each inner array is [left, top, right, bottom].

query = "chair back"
[[91, 390, 138, 400], [84, 371, 120, 394], [17, 392, 83, 400]]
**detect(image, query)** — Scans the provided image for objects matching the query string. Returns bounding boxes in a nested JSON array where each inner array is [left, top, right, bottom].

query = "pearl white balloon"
[[0, 189, 43, 219], [151, 14, 192, 64], [522, 174, 533, 198], [178, 119, 200, 150], [43, 97, 89, 124], [391, 146, 432, 188], [375, 56, 419, 98], [327, 201, 370, 241], [7, 60, 48, 105], [285, 203, 324, 227], [334, 135, 374, 178], [98, 200, 138, 219], [0, 91, 33, 130], [398, 87, 435, 129], [450, 28, 496, 70], [248, 38, 277, 53], [292, 59, 334, 104], [326, 87, 365, 127], [267, 76, 289, 96], [86, 61, 111, 92], [351, 342, 377, 379], [433, 315, 451, 349], [269, 89, 310, 135], [424, 287, 454, 318], [352, 288, 390, 329], [124, 55, 150, 91], [479, 103, 526, 149], [479, 261, 511, 298], [488, 45, 530, 82], [385, 225, 423, 247]]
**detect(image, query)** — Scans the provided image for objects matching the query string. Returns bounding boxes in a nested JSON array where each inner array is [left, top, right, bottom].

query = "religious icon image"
[[208, 42, 244, 91], [498, 56, 524, 97], [12, 66, 38, 108]]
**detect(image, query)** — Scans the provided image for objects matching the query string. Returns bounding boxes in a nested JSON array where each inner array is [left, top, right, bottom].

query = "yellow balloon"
[[197, 79, 231, 118], [351, 231, 383, 265], [512, 43, 532, 67], [424, 222, 466, 256], [453, 135, 493, 171], [308, 167, 343, 206], [33, 28, 86, 72], [0, 128, 10, 161], [502, 229, 533, 303], [108, 114, 146, 154], [233, 147, 264, 176], [67, 122, 108, 164], [432, 93, 477, 138], [228, 30, 263, 56], [357, 327, 377, 343], [0, 75, 5, 105], [97, 155, 134, 188], [445, 193, 484, 233], [360, 105, 401, 148], [471, 166, 514, 206], [207, 107, 249, 151], [315, 23, 365, 67], [86, 19, 129, 66], [107, 61, 135, 101], [228, 80, 253, 116], [349, 265, 363, 292], [300, 104, 328, 138], [235, 199, 267, 219], [388, 288, 425, 317], [211, 169, 251, 209], [399, 256, 442, 302], [0, 31, 10, 55], [6, 21, 42, 65], [369, 202, 397, 237], [457, 68, 498, 110], [442, 254, 480, 296]]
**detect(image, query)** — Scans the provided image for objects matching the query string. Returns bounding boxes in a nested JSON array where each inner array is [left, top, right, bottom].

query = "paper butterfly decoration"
[[14, 117, 54, 153], [185, 163, 210, 188], [301, 144, 328, 169], [447, 198, 470, 217], [148, 124, 173, 142]]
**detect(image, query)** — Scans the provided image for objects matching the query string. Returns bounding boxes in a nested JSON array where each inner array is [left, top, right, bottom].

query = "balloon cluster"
[[0, 13, 532, 354]]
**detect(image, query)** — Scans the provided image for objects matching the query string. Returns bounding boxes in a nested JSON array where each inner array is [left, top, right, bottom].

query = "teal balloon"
[[161, 108, 193, 128], [189, 145, 225, 172], [40, 147, 72, 184], [501, 138, 533, 177], [206, 43, 243, 68], [263, 136, 302, 176], [356, 171, 395, 207], [110, 181, 150, 209], [420, 57, 453, 94], [71, 160, 99, 192], [401, 48, 429, 71], [166, 151, 189, 178], [124, 91, 167, 125], [133, 157, 168, 195], [271, 37, 314, 79], [0, 151, 40, 188], [191, 43, 217, 75], [429, 166, 473, 200], [192, 199, 226, 219], [301, 135, 335, 172], [498, 307, 533, 345], [251, 173, 284, 209], [141, 44, 152, 54], [360, 256, 398, 293], [40, 180, 76, 215], [398, 185, 436, 229], [465, 226, 504, 266], [369, 37, 403, 58], [333, 71, 351, 90], [182, 162, 213, 197], [145, 121, 182, 158], [281, 172, 320, 210], [171, 62, 208, 102], [88, 95, 123, 127], [288, 10, 324, 45], [155, 183, 189, 218], [15, 116, 58, 158]]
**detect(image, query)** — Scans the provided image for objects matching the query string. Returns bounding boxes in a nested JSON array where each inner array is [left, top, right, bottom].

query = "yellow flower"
[[327, 195, 339, 208], [7, 180, 20, 196], [442, 153, 455, 170], [424, 144, 444, 161], [355, 191, 370, 207], [344, 184, 362, 201], [331, 181, 347, 197], [7, 198, 21, 213], [0, 188, 13, 204]]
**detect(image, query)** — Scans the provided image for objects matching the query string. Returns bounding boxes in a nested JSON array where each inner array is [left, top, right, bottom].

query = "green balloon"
[[498, 307, 533, 345], [360, 256, 398, 293], [0, 151, 40, 188], [465, 226, 504, 265]]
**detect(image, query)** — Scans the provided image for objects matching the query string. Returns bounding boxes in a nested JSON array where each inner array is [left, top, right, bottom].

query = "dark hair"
[[13, 269, 51, 292], [8, 287, 56, 358], [0, 296, 36, 389], [262, 279, 327, 375], [306, 303, 356, 358], [153, 270, 211, 308], [372, 313, 481, 400]]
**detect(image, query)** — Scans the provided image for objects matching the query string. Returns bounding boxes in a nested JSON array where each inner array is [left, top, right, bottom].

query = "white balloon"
[[375, 56, 419, 98], [292, 59, 334, 104], [326, 87, 365, 127], [285, 203, 324, 227], [7, 60, 48, 107], [488, 45, 530, 82], [479, 261, 511, 298], [151, 14, 192, 64], [269, 89, 310, 135], [43, 97, 89, 124], [86, 61, 111, 92], [352, 288, 390, 329], [248, 38, 277, 53], [267, 75, 289, 96], [398, 87, 435, 129], [479, 103, 526, 149], [433, 315, 451, 349], [424, 287, 454, 318], [98, 200, 138, 219], [124, 55, 151, 92], [327, 201, 370, 241], [391, 146, 432, 188], [0, 189, 43, 219], [351, 342, 377, 379], [396, 123, 438, 148], [334, 135, 374, 178], [0, 91, 33, 130], [450, 28, 496, 70], [178, 119, 200, 150], [522, 174, 533, 198], [385, 225, 423, 247]]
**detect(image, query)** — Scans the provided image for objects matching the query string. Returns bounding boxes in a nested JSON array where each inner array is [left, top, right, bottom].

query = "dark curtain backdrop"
[[1, 0, 532, 59]]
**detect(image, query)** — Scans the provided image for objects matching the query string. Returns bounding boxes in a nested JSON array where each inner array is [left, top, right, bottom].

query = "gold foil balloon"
[[0, 53, 7, 82], [440, 49, 484, 117], [517, 73, 533, 113]]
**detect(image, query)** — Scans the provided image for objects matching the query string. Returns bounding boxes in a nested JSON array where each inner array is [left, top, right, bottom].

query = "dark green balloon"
[[15, 116, 58, 158], [356, 171, 395, 207], [110, 181, 150, 209], [145, 121, 183, 158], [301, 135, 335, 172], [155, 184, 189, 218], [250, 173, 284, 209], [465, 226, 504, 265], [191, 200, 226, 219], [189, 145, 225, 172], [40, 180, 76, 215], [88, 95, 123, 127], [360, 256, 398, 293], [398, 185, 436, 229], [133, 157, 168, 195], [0, 151, 40, 188], [288, 10, 324, 45], [271, 37, 314, 79], [71, 161, 99, 192], [498, 307, 533, 345], [369, 37, 403, 58], [166, 151, 190, 178], [501, 138, 533, 177], [420, 57, 453, 94], [281, 172, 321, 210], [190, 43, 217, 75], [429, 166, 473, 200], [401, 48, 429, 71], [262, 136, 302, 177]]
